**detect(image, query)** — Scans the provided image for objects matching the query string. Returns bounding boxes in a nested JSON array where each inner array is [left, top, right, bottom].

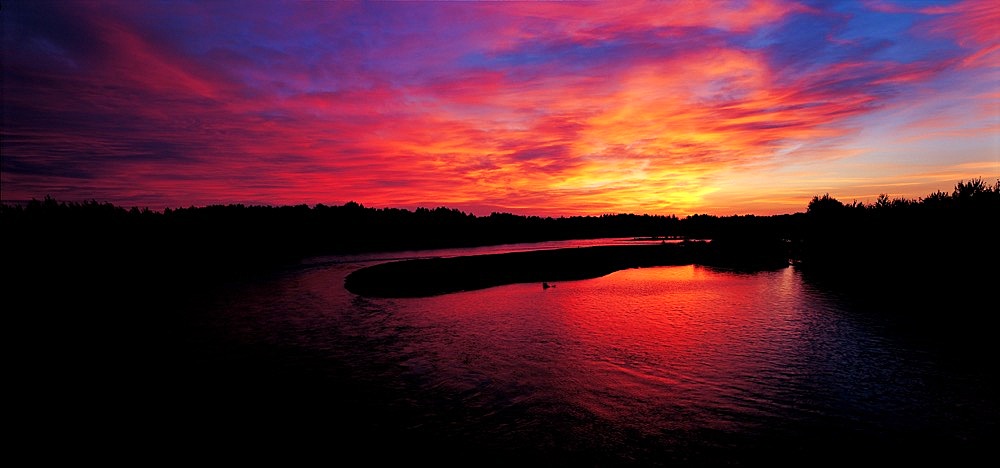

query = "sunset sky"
[[2, 0, 998, 216]]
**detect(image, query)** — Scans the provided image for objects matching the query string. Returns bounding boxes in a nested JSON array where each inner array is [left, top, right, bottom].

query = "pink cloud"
[[2, 0, 996, 216]]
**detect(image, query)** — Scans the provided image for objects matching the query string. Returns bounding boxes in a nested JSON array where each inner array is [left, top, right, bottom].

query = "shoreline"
[[345, 242, 786, 297]]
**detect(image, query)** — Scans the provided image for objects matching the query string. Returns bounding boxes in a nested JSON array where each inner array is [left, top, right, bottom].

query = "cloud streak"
[[2, 0, 997, 215]]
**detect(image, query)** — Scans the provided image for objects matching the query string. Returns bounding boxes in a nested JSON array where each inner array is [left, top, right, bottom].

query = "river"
[[165, 238, 997, 465]]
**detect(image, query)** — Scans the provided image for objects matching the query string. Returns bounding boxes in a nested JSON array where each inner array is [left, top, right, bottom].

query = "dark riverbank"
[[345, 240, 789, 297]]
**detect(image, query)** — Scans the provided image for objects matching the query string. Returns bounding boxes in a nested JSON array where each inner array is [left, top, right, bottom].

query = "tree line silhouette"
[[3, 178, 996, 292], [797, 178, 998, 310]]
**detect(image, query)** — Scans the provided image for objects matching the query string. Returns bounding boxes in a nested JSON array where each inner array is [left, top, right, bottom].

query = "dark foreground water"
[[145, 239, 996, 465]]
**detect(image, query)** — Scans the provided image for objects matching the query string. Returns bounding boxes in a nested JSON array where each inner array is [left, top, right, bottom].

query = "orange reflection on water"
[[543, 266, 807, 430], [400, 265, 811, 435]]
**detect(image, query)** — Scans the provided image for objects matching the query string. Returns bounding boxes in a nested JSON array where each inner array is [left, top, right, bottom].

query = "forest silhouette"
[[797, 178, 998, 309], [4, 178, 997, 289]]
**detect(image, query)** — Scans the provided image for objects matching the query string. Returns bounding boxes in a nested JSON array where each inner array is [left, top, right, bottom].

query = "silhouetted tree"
[[807, 193, 845, 213], [874, 194, 891, 209]]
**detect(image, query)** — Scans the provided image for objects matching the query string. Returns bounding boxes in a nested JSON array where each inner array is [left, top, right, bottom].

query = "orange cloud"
[[2, 0, 996, 216]]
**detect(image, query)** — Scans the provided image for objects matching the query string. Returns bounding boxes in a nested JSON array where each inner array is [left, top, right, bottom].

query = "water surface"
[[175, 240, 997, 464]]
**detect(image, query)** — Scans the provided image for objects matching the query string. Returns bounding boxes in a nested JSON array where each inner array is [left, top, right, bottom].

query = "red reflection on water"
[[398, 265, 808, 434], [546, 266, 804, 429]]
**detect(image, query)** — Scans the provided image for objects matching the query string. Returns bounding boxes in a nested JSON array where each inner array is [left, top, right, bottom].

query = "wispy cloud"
[[2, 0, 996, 214]]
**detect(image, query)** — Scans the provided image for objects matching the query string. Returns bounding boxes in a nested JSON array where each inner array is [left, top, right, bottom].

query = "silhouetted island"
[[344, 240, 788, 297]]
